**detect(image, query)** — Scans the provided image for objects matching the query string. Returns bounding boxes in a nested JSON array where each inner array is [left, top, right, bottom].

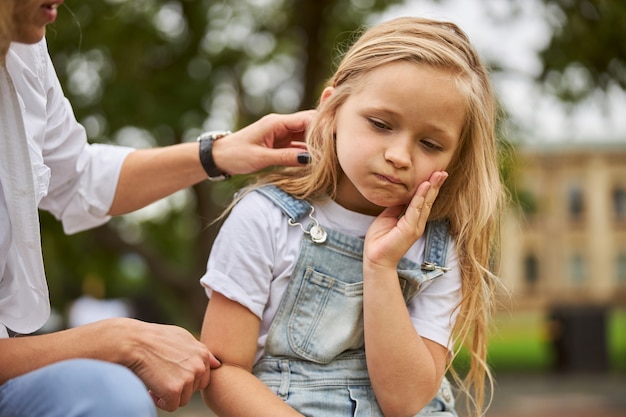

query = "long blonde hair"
[[245, 16, 503, 417]]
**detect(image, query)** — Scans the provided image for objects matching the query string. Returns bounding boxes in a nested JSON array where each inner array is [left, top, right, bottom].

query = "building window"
[[614, 187, 626, 220], [524, 254, 539, 290], [569, 253, 586, 285], [568, 186, 584, 221], [617, 253, 626, 284]]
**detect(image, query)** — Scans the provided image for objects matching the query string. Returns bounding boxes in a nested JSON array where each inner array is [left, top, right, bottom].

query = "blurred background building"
[[499, 141, 626, 374], [502, 141, 626, 308]]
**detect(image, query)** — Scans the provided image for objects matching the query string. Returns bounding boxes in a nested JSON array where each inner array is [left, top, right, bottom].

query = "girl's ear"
[[320, 87, 334, 105]]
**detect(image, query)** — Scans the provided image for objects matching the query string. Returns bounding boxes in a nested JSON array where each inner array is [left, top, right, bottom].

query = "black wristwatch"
[[197, 130, 232, 181]]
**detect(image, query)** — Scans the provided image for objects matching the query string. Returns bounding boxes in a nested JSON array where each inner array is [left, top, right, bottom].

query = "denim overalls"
[[252, 186, 457, 417]]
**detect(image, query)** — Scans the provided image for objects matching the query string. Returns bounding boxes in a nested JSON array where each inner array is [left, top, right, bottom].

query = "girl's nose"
[[384, 136, 412, 168]]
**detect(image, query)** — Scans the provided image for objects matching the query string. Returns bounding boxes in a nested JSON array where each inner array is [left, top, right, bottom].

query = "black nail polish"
[[297, 153, 311, 164]]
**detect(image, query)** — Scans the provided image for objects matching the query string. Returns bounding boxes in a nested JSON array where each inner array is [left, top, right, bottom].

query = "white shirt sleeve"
[[8, 39, 134, 235], [200, 192, 286, 319]]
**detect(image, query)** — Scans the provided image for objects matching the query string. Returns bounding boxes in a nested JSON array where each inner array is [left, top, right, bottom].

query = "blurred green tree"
[[48, 0, 625, 331], [43, 0, 402, 331], [538, 0, 626, 102]]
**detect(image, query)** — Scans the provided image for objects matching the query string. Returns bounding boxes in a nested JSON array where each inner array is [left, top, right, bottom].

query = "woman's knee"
[[65, 359, 154, 415], [40, 359, 155, 416]]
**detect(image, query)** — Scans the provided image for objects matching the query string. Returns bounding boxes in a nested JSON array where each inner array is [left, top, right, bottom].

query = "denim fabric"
[[0, 359, 156, 417], [252, 186, 457, 417]]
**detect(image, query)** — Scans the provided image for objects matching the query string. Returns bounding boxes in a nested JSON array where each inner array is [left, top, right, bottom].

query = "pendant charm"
[[287, 205, 327, 244], [310, 224, 327, 244]]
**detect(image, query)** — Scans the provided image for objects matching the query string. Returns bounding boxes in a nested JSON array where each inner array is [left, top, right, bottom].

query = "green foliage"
[[539, 0, 626, 102], [43, 0, 623, 333], [43, 0, 402, 330]]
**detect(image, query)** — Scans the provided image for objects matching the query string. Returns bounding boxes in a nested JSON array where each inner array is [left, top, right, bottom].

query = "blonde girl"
[[201, 16, 502, 417]]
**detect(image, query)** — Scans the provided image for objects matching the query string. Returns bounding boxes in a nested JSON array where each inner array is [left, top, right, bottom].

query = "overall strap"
[[255, 184, 452, 273], [397, 219, 452, 291], [422, 219, 451, 269], [253, 185, 311, 221]]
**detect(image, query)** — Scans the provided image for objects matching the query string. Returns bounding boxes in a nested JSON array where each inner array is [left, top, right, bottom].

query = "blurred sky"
[[376, 0, 626, 144]]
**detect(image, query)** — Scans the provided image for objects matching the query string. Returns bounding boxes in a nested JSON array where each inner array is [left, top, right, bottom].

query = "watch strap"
[[198, 130, 231, 181]]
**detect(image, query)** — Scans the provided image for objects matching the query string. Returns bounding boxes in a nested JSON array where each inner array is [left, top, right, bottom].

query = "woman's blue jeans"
[[0, 359, 156, 417]]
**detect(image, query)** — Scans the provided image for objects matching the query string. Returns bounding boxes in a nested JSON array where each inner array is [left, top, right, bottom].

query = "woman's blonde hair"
[[244, 16, 503, 417]]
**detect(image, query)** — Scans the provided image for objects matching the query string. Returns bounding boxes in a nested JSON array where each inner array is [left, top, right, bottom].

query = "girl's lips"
[[41, 1, 63, 23], [375, 173, 403, 185], [40, 7, 57, 23]]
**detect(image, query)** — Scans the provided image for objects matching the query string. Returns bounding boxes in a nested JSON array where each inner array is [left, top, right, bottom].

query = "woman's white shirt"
[[0, 39, 133, 337]]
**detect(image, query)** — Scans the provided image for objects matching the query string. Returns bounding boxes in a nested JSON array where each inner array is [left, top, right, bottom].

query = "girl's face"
[[329, 61, 465, 216], [12, 0, 63, 44]]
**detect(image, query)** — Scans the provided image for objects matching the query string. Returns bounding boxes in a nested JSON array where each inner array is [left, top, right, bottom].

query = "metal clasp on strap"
[[288, 206, 327, 244], [420, 262, 451, 273]]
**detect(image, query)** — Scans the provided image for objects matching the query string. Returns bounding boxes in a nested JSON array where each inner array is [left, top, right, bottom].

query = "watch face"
[[197, 130, 231, 142]]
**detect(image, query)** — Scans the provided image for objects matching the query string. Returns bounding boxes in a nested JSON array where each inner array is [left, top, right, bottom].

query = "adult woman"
[[0, 1, 312, 415]]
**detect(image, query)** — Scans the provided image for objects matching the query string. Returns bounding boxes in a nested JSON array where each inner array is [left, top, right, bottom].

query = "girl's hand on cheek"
[[363, 171, 448, 271]]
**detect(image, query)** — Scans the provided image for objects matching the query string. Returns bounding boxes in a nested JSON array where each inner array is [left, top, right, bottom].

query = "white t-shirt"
[[201, 191, 462, 364], [0, 39, 133, 338]]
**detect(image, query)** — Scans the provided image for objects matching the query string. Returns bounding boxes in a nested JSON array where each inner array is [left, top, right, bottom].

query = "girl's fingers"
[[423, 171, 448, 209], [408, 171, 448, 229]]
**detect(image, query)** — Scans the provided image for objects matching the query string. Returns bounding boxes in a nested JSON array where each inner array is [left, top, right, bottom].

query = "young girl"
[[200, 16, 503, 417]]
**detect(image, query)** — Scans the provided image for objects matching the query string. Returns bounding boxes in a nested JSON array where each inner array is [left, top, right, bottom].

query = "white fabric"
[[68, 296, 132, 328], [0, 39, 134, 337], [0, 65, 48, 337], [201, 191, 462, 364]]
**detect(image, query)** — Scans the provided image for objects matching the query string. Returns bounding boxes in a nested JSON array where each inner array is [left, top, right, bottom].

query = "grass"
[[452, 307, 626, 374], [487, 310, 553, 372], [609, 309, 626, 370]]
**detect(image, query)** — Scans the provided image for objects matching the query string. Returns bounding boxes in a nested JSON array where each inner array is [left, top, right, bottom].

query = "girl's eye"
[[421, 140, 443, 152], [368, 118, 390, 131]]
